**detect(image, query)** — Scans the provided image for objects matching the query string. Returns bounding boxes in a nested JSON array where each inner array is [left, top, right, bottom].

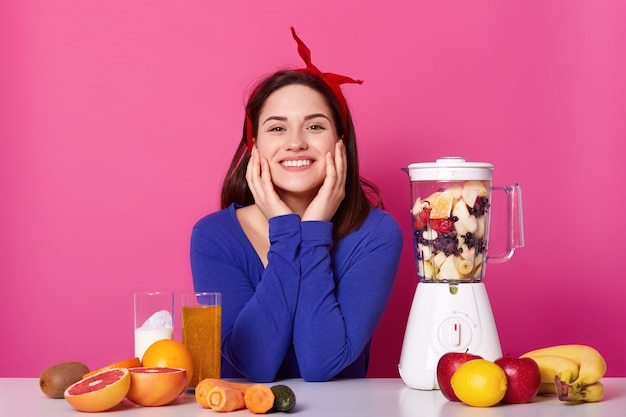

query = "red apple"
[[494, 355, 541, 403], [436, 351, 482, 401]]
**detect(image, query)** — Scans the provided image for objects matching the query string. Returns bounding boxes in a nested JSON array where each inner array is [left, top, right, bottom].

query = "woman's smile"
[[280, 159, 313, 168]]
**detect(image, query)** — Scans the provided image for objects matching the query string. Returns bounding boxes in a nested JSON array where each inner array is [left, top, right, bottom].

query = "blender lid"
[[405, 157, 493, 181]]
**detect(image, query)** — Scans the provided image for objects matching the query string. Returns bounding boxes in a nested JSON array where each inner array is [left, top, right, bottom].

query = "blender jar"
[[403, 157, 523, 283]]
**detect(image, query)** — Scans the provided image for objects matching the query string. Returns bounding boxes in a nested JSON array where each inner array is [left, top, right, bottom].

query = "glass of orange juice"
[[181, 292, 221, 389]]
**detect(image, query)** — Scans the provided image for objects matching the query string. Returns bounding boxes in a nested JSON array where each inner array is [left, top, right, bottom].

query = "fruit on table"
[[270, 384, 297, 412], [126, 367, 187, 407], [412, 181, 490, 281], [521, 344, 607, 402], [141, 339, 194, 389], [450, 359, 508, 407], [40, 361, 90, 399], [525, 354, 580, 392], [494, 355, 541, 403], [64, 368, 131, 412], [436, 351, 482, 401], [567, 381, 604, 403], [82, 357, 141, 379]]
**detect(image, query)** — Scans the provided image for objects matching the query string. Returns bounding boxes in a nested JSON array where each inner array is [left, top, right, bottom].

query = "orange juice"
[[182, 305, 221, 387]]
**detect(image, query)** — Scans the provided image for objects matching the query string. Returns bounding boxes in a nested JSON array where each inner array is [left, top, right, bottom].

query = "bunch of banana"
[[521, 344, 607, 403]]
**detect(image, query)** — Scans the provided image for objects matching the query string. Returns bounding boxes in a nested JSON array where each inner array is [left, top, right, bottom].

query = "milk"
[[134, 326, 174, 359]]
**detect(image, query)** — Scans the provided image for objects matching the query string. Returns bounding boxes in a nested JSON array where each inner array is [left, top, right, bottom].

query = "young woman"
[[190, 28, 403, 382]]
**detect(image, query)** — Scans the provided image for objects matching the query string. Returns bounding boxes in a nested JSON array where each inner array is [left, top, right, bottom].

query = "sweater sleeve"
[[293, 211, 403, 381], [190, 212, 302, 382]]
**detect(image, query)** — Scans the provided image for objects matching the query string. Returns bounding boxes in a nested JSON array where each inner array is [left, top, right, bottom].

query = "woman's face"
[[254, 84, 339, 197]]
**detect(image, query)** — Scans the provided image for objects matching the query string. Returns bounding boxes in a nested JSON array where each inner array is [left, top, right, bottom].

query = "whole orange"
[[141, 340, 194, 388], [82, 357, 141, 379]]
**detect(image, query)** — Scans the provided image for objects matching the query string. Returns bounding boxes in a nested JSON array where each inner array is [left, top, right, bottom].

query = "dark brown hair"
[[221, 70, 382, 240]]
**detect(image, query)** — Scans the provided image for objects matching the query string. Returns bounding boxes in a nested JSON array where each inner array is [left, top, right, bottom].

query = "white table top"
[[1, 377, 624, 416]]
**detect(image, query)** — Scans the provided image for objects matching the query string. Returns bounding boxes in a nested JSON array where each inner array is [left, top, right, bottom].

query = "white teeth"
[[281, 160, 311, 167]]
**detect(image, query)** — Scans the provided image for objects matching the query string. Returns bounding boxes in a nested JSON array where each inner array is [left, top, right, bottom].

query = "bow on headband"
[[246, 27, 363, 151]]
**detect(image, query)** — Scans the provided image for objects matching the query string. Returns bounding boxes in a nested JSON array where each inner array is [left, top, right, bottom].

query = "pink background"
[[2, 1, 625, 378]]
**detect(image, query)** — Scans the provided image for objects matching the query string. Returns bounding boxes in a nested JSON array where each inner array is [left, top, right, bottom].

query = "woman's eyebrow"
[[261, 115, 288, 125], [262, 113, 330, 125], [304, 113, 331, 121]]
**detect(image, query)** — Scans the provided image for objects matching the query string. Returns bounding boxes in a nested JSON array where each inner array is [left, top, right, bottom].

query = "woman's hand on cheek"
[[302, 140, 347, 222], [246, 147, 292, 219]]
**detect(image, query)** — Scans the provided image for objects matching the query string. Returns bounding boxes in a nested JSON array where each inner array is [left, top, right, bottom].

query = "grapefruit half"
[[126, 367, 187, 406], [64, 368, 131, 412]]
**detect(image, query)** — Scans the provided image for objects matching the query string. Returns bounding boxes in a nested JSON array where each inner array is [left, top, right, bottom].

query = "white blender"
[[398, 157, 524, 390]]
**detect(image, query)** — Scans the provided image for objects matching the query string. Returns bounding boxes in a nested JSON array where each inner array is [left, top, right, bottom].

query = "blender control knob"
[[450, 321, 461, 346], [438, 317, 473, 351]]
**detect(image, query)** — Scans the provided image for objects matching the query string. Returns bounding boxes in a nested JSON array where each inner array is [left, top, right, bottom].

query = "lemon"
[[450, 359, 507, 407]]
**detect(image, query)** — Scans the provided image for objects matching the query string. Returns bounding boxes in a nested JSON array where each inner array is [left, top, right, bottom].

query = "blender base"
[[398, 282, 502, 390]]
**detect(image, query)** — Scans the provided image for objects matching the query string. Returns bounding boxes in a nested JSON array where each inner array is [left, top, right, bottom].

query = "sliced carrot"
[[207, 386, 246, 412], [195, 378, 253, 407], [244, 384, 275, 414]]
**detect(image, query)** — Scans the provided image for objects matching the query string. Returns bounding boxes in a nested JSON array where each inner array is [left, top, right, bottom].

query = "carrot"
[[244, 384, 275, 414], [207, 386, 246, 412], [195, 378, 253, 407]]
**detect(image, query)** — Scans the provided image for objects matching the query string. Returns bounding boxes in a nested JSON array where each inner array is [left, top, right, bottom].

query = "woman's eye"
[[308, 124, 325, 131], [269, 126, 285, 132]]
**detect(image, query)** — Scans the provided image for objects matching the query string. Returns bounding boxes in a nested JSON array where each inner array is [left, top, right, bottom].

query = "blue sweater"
[[190, 203, 403, 382]]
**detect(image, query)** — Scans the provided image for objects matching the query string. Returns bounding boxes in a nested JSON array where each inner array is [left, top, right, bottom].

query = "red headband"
[[246, 27, 363, 152]]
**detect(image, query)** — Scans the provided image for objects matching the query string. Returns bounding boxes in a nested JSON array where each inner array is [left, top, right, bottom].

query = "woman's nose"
[[284, 130, 307, 150]]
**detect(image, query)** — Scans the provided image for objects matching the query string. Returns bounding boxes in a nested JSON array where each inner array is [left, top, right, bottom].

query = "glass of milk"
[[133, 291, 174, 360]]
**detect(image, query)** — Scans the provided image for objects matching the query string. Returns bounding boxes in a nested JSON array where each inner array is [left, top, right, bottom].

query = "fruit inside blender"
[[411, 180, 491, 283]]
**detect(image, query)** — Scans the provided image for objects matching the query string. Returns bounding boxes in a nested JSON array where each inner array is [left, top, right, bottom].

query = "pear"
[[452, 200, 470, 219], [462, 179, 489, 207], [464, 180, 489, 196], [448, 185, 463, 201], [419, 244, 433, 261], [475, 218, 486, 238], [432, 252, 448, 269], [411, 197, 425, 216], [461, 188, 479, 208], [460, 216, 478, 233], [438, 255, 461, 279], [422, 228, 438, 241], [419, 260, 435, 279], [455, 219, 469, 235]]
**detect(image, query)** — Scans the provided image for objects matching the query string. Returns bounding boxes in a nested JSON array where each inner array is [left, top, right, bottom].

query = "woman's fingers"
[[334, 140, 347, 192], [246, 148, 292, 219], [302, 140, 346, 221], [246, 148, 264, 200]]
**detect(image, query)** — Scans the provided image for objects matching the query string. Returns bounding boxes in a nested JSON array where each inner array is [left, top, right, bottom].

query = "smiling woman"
[[254, 84, 340, 208], [189, 28, 403, 383]]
